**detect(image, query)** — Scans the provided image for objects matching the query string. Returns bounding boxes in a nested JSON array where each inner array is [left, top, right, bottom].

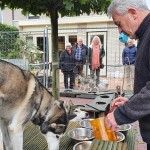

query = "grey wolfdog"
[[0, 60, 74, 150]]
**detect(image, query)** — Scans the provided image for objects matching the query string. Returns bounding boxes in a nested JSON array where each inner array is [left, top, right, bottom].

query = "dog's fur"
[[0, 60, 75, 150], [44, 100, 89, 150]]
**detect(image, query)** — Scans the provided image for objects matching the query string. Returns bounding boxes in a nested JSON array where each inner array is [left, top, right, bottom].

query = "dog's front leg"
[[0, 119, 13, 150], [43, 132, 60, 150], [0, 128, 4, 150], [8, 125, 23, 150]]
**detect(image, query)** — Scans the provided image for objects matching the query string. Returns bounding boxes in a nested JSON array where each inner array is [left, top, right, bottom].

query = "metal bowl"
[[73, 141, 92, 150], [118, 124, 131, 132], [73, 132, 124, 150], [68, 128, 94, 141], [79, 119, 93, 129], [116, 131, 125, 142]]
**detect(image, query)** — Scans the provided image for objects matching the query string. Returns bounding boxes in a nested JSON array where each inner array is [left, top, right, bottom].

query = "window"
[[37, 37, 44, 51], [26, 37, 33, 48], [28, 14, 40, 19], [36, 37, 47, 63], [58, 36, 65, 56], [69, 35, 77, 46]]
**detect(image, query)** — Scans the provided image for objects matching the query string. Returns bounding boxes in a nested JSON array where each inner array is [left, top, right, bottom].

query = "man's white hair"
[[77, 37, 83, 42], [107, 0, 149, 17]]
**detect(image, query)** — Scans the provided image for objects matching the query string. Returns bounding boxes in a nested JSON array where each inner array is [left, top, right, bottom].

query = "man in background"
[[122, 39, 137, 90], [72, 37, 88, 77]]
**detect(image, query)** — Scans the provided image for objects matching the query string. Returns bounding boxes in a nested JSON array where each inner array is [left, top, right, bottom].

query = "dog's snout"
[[40, 122, 49, 134]]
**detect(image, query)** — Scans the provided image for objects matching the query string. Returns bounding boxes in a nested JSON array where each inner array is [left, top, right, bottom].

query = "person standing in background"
[[59, 42, 75, 89], [88, 36, 105, 87], [122, 39, 137, 90], [72, 37, 88, 77]]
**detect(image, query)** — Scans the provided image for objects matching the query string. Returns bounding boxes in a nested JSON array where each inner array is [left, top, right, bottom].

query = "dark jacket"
[[122, 45, 137, 65], [114, 13, 150, 144], [72, 44, 88, 64], [88, 45, 105, 70], [59, 49, 75, 71]]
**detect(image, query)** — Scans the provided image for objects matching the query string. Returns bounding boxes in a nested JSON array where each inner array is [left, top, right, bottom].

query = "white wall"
[[146, 0, 150, 9]]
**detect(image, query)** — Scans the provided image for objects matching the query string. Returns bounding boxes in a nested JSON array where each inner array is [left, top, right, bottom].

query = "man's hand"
[[105, 111, 119, 131], [106, 97, 128, 131], [111, 96, 128, 107], [108, 97, 128, 113]]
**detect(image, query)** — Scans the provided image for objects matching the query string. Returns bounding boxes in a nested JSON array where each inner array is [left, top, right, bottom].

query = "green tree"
[[0, 23, 19, 58], [0, 0, 111, 100], [10, 37, 41, 63], [0, 24, 41, 61]]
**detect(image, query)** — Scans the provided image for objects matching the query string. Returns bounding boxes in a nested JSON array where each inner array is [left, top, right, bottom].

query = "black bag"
[[100, 63, 104, 69]]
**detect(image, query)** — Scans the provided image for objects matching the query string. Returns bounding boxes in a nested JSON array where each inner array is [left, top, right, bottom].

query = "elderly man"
[[72, 37, 88, 77], [106, 0, 150, 149], [122, 39, 137, 90]]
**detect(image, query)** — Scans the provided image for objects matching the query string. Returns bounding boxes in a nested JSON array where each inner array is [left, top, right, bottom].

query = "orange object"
[[90, 117, 117, 141]]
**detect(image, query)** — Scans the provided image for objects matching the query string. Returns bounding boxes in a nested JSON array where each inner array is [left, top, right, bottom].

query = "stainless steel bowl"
[[73, 132, 124, 150], [116, 131, 125, 142], [118, 124, 131, 131], [73, 141, 92, 150], [79, 119, 93, 129], [68, 128, 94, 141]]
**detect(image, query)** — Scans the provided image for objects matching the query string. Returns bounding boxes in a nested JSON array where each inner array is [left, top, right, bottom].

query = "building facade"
[[1, 8, 127, 77]]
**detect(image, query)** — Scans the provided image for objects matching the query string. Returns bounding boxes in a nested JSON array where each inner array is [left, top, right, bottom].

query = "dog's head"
[[115, 85, 125, 98], [32, 100, 88, 136], [40, 100, 81, 137], [89, 79, 96, 88], [64, 100, 89, 121], [39, 100, 69, 136]]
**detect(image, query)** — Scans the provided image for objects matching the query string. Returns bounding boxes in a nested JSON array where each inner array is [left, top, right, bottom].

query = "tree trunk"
[[50, 9, 59, 100]]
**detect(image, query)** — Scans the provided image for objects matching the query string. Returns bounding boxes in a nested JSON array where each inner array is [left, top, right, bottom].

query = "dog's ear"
[[55, 100, 64, 108], [63, 101, 69, 107], [67, 114, 77, 120], [69, 100, 74, 105], [63, 100, 74, 109], [121, 93, 125, 97]]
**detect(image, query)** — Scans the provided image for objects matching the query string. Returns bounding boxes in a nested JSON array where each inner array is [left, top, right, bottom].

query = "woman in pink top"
[[88, 36, 105, 87]]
